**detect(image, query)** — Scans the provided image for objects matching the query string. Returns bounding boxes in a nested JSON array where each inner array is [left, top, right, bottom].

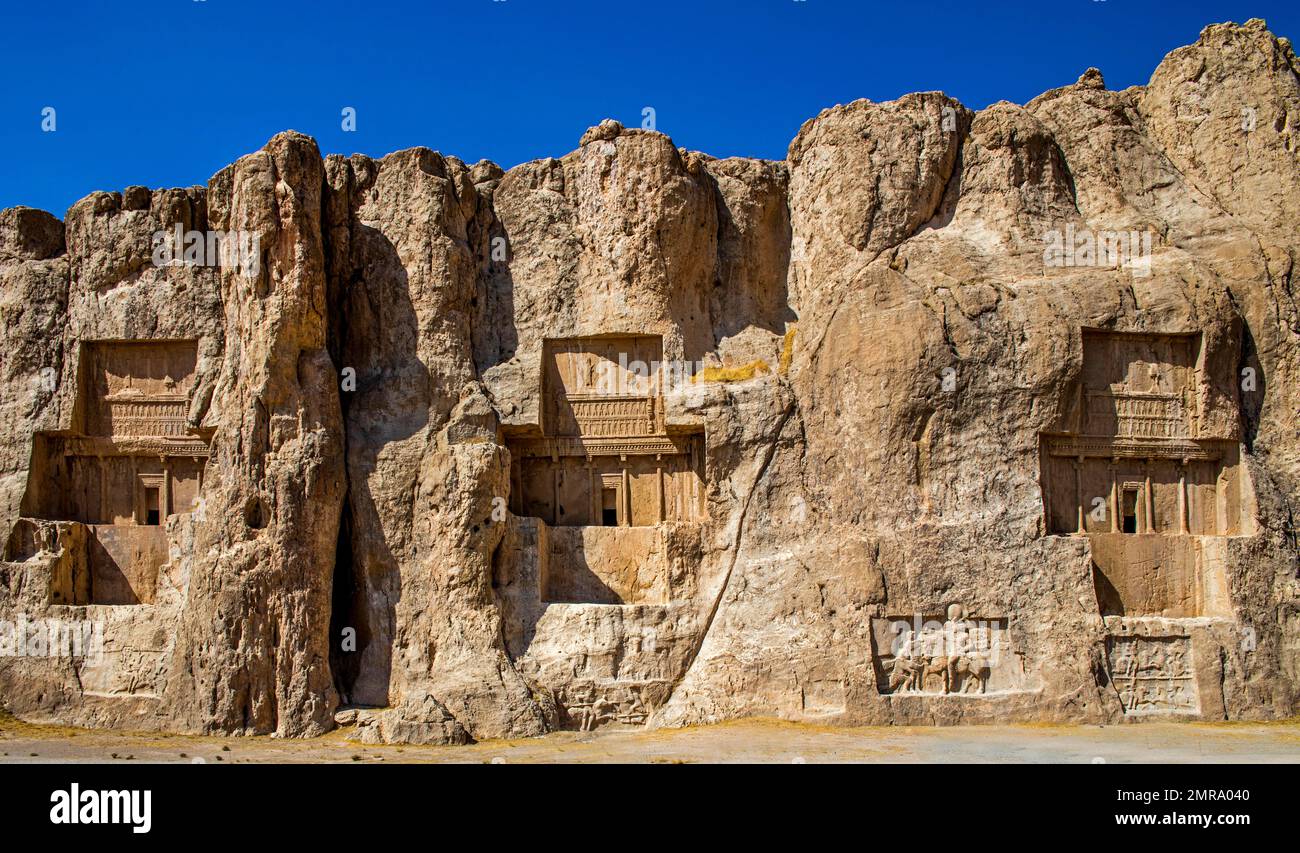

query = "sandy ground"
[[2, 714, 1300, 763]]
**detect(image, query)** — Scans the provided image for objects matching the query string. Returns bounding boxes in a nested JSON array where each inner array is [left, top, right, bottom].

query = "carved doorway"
[[1121, 487, 1139, 534], [601, 488, 618, 526]]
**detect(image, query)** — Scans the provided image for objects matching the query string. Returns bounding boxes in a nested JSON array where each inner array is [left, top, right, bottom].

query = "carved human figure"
[[589, 693, 617, 729], [887, 650, 924, 694], [1133, 683, 1154, 712], [888, 629, 924, 693], [568, 685, 597, 731], [1119, 680, 1137, 711], [619, 691, 648, 725], [1165, 643, 1188, 678], [1144, 362, 1160, 394], [1139, 642, 1167, 676], [942, 604, 987, 694], [1111, 643, 1136, 680], [895, 627, 917, 660]]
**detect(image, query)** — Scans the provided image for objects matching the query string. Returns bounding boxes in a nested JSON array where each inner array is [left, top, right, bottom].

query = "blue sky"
[[1, 1, 1295, 217]]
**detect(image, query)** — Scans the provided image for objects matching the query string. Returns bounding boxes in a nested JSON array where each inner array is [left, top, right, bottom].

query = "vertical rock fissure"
[[666, 395, 798, 701]]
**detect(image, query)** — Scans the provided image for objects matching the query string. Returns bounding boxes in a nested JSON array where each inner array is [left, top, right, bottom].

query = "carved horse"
[[920, 657, 950, 693], [948, 655, 989, 694]]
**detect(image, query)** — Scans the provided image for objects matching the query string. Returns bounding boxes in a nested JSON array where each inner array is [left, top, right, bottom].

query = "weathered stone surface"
[[173, 133, 345, 736], [1, 20, 1297, 742]]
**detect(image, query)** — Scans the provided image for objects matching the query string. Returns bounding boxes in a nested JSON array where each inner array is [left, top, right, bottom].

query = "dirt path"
[[3, 715, 1300, 763]]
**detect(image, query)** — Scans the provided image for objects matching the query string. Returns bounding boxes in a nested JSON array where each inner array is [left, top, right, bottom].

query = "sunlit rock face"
[[1, 20, 1297, 741]]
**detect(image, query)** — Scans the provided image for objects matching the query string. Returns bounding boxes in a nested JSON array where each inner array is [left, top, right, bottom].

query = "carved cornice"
[[59, 435, 211, 458], [1043, 435, 1221, 461], [511, 434, 690, 459]]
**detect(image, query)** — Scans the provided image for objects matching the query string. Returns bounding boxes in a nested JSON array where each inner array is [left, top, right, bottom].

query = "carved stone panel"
[[543, 336, 665, 437], [557, 680, 662, 731], [82, 340, 198, 438], [1078, 331, 1199, 436], [871, 605, 1029, 696], [1106, 635, 1200, 715]]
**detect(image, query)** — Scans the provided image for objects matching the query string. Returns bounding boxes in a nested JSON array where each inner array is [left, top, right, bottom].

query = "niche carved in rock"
[[6, 340, 211, 605]]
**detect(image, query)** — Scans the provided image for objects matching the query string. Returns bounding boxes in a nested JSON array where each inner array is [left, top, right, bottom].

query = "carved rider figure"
[[942, 603, 988, 694]]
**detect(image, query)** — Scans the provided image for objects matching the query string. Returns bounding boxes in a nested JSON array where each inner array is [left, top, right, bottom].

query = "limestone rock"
[[1, 20, 1298, 742]]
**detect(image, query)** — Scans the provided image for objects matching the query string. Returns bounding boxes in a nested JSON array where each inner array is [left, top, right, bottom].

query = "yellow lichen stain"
[[693, 360, 770, 384], [779, 326, 796, 375]]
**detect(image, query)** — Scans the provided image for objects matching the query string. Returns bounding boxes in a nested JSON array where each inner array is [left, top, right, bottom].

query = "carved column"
[[1178, 459, 1189, 534], [587, 457, 598, 525], [130, 455, 139, 525], [161, 456, 172, 519], [1215, 467, 1227, 535], [1143, 460, 1154, 533], [621, 457, 630, 527], [655, 453, 664, 524], [1043, 456, 1052, 533], [1105, 459, 1115, 532], [1073, 457, 1084, 534]]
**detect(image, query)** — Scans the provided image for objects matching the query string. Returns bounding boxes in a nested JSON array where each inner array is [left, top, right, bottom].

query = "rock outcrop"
[[1, 20, 1297, 741]]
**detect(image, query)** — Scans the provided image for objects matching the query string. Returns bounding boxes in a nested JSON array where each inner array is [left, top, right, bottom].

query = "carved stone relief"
[[558, 681, 657, 731], [872, 604, 1028, 696], [1106, 635, 1200, 714]]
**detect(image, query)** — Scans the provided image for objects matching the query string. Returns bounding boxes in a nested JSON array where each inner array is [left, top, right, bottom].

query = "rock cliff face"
[[1, 20, 1297, 741]]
